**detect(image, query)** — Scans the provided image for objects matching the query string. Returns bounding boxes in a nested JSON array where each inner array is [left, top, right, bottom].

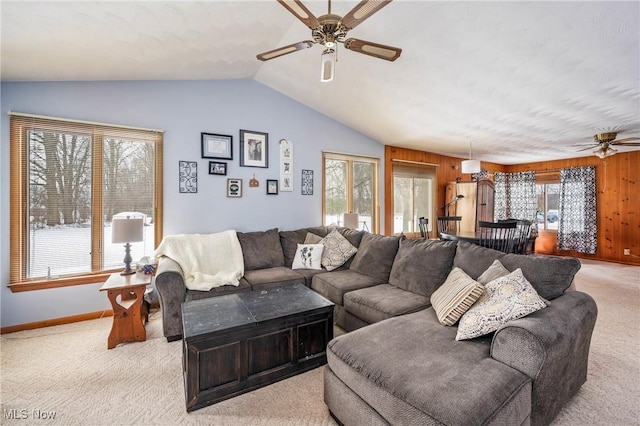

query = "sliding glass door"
[[392, 165, 435, 236]]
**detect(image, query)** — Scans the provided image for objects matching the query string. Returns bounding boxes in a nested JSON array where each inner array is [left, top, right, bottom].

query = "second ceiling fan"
[[257, 0, 402, 82]]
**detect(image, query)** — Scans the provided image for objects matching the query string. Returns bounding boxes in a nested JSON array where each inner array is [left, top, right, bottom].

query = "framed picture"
[[267, 179, 279, 195], [179, 161, 197, 193], [227, 178, 242, 197], [240, 130, 268, 168], [201, 133, 233, 160], [301, 169, 313, 195], [209, 161, 227, 175]]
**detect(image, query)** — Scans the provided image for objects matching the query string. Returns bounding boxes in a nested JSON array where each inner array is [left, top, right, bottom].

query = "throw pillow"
[[431, 267, 484, 326], [320, 229, 358, 271], [304, 232, 323, 244], [292, 244, 324, 270], [476, 259, 511, 285], [456, 268, 548, 341]]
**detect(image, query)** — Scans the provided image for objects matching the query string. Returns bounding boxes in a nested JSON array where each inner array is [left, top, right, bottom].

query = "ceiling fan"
[[257, 0, 402, 82], [576, 132, 640, 159]]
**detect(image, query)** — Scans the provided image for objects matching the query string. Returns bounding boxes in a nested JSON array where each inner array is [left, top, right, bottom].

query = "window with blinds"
[[9, 113, 163, 287]]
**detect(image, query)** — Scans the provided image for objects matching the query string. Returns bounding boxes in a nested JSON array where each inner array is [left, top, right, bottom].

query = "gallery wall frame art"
[[302, 169, 313, 195], [209, 161, 227, 175], [240, 130, 268, 168], [179, 161, 197, 193], [227, 178, 243, 197], [279, 139, 293, 192], [267, 179, 279, 195], [201, 133, 233, 160]]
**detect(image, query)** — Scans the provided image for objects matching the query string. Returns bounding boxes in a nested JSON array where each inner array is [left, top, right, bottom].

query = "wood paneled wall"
[[384, 146, 506, 234], [505, 151, 640, 265], [385, 146, 639, 265]]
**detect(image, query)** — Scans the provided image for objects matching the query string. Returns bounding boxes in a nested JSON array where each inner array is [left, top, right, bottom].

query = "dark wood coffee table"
[[181, 283, 334, 412]]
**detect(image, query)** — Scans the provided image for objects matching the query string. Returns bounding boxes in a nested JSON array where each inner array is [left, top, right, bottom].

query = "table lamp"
[[112, 215, 144, 275], [343, 213, 360, 229]]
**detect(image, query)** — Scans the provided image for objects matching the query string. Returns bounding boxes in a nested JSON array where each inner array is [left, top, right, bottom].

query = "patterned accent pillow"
[[476, 259, 511, 285], [292, 244, 324, 270], [320, 229, 358, 271], [456, 268, 548, 341], [431, 267, 484, 326]]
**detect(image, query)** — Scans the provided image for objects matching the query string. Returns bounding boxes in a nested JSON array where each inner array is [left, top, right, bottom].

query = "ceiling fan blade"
[[257, 41, 314, 61], [277, 0, 320, 29], [611, 142, 640, 146], [611, 137, 640, 144], [341, 0, 392, 31], [344, 38, 401, 61], [577, 145, 599, 152]]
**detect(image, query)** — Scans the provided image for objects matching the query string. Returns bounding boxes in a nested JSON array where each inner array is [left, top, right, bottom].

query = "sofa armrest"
[[155, 257, 187, 341], [491, 291, 597, 425]]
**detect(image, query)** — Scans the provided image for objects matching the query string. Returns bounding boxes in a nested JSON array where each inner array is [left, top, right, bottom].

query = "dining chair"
[[437, 216, 462, 238], [498, 218, 534, 254], [418, 217, 430, 239], [478, 220, 518, 253]]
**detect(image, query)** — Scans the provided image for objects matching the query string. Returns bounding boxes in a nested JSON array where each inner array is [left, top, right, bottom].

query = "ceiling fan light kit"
[[575, 132, 640, 159], [257, 0, 402, 82], [320, 48, 336, 82]]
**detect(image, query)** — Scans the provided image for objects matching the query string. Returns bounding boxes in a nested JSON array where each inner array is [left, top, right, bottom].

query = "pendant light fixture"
[[461, 141, 481, 174]]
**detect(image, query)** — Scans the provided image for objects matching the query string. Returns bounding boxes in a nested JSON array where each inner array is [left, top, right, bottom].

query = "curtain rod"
[[391, 159, 439, 167], [7, 111, 165, 133]]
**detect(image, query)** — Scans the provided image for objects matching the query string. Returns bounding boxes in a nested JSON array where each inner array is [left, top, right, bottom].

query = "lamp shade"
[[112, 217, 144, 244], [461, 159, 481, 174], [343, 213, 359, 229], [320, 49, 335, 82]]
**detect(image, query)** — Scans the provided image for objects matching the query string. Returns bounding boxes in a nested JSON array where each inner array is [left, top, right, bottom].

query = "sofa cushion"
[[184, 278, 252, 301], [453, 241, 581, 300], [294, 268, 326, 287], [327, 309, 532, 426], [431, 267, 484, 326], [320, 229, 358, 271], [344, 284, 430, 324], [304, 232, 323, 244], [279, 227, 331, 267], [311, 270, 384, 306], [477, 259, 511, 285], [292, 244, 324, 270], [242, 266, 305, 290], [388, 238, 457, 297], [456, 268, 548, 341], [237, 228, 285, 270], [349, 233, 403, 282]]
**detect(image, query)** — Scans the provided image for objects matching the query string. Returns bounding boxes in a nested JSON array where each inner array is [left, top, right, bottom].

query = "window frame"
[[9, 113, 163, 292], [535, 172, 560, 232], [322, 151, 380, 234], [391, 164, 436, 237]]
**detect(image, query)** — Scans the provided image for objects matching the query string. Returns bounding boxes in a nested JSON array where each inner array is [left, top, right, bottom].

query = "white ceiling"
[[2, 1, 639, 164]]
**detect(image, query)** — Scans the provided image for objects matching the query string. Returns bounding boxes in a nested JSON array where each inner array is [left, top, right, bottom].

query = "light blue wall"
[[0, 79, 384, 328]]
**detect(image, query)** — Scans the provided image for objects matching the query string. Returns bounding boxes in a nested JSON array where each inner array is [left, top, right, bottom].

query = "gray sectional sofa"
[[154, 226, 597, 426]]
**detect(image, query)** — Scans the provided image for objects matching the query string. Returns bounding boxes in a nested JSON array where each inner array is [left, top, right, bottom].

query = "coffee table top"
[[181, 284, 333, 339]]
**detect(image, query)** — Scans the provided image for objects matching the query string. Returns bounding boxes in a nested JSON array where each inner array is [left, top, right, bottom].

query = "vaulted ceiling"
[[2, 1, 639, 164]]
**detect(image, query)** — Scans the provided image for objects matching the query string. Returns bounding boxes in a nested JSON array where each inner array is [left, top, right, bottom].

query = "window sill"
[[8, 271, 119, 293]]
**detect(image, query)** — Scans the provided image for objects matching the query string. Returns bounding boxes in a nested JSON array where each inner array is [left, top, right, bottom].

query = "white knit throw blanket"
[[154, 230, 244, 291]]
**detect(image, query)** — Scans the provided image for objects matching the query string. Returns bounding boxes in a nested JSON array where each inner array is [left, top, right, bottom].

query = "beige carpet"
[[1, 259, 638, 425]]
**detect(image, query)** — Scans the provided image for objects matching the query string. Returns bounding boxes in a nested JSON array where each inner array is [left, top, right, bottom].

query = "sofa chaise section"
[[326, 309, 533, 426]]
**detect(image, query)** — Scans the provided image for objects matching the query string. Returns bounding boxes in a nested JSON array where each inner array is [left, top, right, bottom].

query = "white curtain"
[[558, 166, 597, 254]]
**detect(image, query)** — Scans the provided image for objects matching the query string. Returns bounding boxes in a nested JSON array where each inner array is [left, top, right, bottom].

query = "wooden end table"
[[100, 272, 152, 349]]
